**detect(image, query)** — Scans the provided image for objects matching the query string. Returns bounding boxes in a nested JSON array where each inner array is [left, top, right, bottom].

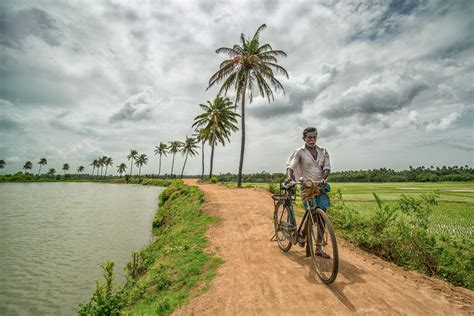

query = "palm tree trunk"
[[38, 165, 42, 176], [91, 166, 95, 179], [139, 166, 141, 177], [130, 161, 133, 177], [158, 155, 162, 177], [105, 166, 108, 177], [171, 154, 176, 177], [237, 77, 248, 188], [180, 153, 189, 179], [209, 142, 215, 179], [201, 140, 205, 180]]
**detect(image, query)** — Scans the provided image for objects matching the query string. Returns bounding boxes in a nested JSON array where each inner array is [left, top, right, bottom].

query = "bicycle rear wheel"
[[308, 208, 338, 284], [273, 202, 293, 252]]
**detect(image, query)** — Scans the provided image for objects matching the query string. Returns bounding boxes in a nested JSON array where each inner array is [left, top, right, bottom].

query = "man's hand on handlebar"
[[285, 168, 295, 184]]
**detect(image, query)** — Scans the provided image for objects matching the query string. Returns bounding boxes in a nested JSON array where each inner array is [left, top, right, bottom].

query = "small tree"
[[180, 136, 199, 178], [62, 163, 70, 175], [23, 161, 33, 174], [154, 142, 168, 177], [135, 154, 148, 177], [117, 163, 127, 178], [127, 150, 138, 177], [37, 158, 47, 175]]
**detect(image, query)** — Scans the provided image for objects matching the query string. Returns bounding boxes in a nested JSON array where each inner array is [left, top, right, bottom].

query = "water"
[[0, 182, 163, 315]]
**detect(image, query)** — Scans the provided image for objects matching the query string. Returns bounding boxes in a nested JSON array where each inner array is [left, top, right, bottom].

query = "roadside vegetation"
[[79, 180, 222, 315]]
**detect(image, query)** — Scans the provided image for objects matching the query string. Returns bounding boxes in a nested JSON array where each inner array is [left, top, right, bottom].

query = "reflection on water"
[[0, 182, 163, 315]]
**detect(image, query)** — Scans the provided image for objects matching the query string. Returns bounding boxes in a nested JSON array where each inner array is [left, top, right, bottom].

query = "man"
[[285, 127, 331, 257], [286, 127, 331, 184]]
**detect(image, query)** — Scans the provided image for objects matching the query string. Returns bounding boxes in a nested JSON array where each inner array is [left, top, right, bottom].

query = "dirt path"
[[174, 180, 473, 315]]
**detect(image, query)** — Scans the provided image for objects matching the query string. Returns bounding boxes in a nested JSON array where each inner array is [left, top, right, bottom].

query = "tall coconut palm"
[[127, 149, 138, 176], [168, 141, 183, 177], [37, 158, 47, 175], [90, 159, 98, 178], [62, 163, 70, 175], [207, 24, 288, 187], [194, 129, 206, 180], [117, 163, 127, 178], [104, 157, 113, 177], [23, 161, 33, 173], [135, 153, 148, 177], [0, 160, 5, 169], [154, 142, 168, 177], [95, 158, 101, 177], [99, 156, 108, 178], [180, 136, 199, 178], [77, 166, 85, 173], [192, 97, 239, 179]]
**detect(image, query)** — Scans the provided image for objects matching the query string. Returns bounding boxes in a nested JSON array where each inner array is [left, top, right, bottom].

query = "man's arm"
[[322, 169, 330, 183], [285, 168, 295, 183]]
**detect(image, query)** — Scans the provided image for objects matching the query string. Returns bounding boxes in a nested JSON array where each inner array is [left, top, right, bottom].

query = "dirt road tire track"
[[174, 180, 473, 315]]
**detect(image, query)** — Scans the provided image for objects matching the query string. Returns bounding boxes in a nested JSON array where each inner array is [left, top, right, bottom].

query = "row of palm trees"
[[2, 24, 287, 186]]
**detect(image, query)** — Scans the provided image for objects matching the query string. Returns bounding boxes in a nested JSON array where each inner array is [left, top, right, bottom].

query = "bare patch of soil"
[[173, 179, 473, 315]]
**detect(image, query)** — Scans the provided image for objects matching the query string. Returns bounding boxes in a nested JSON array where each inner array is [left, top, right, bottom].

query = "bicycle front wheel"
[[273, 202, 293, 252], [308, 208, 339, 284]]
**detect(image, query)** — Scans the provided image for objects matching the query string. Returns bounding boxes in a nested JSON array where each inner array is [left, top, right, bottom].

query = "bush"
[[329, 190, 473, 289]]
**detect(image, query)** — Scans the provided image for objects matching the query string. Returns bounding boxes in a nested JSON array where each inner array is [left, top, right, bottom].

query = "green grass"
[[221, 181, 474, 239], [330, 182, 474, 239]]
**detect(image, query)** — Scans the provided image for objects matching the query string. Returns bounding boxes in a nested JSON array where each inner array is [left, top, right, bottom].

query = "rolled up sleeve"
[[286, 150, 300, 171]]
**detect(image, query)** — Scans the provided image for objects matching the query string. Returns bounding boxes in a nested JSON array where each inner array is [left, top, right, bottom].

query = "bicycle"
[[271, 178, 339, 284]]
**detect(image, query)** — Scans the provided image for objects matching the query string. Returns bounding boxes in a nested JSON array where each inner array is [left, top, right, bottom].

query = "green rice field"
[[226, 181, 474, 239]]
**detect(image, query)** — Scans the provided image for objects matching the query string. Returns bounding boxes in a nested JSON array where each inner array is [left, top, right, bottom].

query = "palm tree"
[[37, 158, 47, 175], [207, 24, 288, 187], [168, 141, 183, 177], [48, 168, 56, 178], [194, 129, 206, 180], [154, 142, 168, 177], [62, 163, 70, 175], [77, 166, 85, 173], [0, 160, 5, 169], [23, 161, 33, 173], [104, 157, 113, 177], [135, 153, 148, 177], [99, 156, 108, 178], [117, 163, 127, 178], [127, 149, 138, 176], [90, 159, 98, 178], [180, 136, 199, 178], [192, 97, 239, 179]]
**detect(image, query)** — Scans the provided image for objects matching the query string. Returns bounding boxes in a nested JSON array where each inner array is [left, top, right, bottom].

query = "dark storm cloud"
[[249, 64, 339, 119], [109, 89, 155, 123], [321, 75, 428, 120], [0, 7, 62, 49]]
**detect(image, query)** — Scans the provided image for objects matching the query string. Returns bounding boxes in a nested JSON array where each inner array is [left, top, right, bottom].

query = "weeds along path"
[[175, 179, 473, 315]]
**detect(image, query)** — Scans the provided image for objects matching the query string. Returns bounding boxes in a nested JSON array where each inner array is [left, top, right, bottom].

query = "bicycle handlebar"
[[281, 179, 328, 190]]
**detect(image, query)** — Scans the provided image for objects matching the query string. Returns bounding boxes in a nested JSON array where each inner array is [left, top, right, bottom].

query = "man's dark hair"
[[303, 127, 318, 140]]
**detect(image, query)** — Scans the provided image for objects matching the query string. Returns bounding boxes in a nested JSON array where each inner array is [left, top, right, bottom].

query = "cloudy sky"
[[1, 0, 473, 176]]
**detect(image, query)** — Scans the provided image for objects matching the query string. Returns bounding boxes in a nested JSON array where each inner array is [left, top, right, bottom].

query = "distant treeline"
[[216, 165, 474, 183]]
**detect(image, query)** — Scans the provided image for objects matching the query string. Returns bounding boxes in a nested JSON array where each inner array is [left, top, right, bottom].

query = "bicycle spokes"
[[309, 209, 339, 284]]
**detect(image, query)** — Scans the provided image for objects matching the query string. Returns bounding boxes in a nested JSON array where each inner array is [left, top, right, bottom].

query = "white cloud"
[[109, 88, 156, 123], [426, 112, 461, 132]]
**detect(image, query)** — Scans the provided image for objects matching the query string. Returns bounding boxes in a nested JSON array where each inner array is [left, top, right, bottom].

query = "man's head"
[[303, 127, 318, 148]]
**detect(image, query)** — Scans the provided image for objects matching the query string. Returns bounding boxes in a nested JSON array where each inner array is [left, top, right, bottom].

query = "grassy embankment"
[[223, 181, 474, 289], [79, 180, 222, 315]]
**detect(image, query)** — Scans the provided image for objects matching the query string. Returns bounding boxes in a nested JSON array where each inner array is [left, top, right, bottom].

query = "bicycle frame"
[[274, 185, 315, 245]]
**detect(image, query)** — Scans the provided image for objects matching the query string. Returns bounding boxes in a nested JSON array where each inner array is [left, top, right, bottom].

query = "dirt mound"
[[173, 180, 473, 315]]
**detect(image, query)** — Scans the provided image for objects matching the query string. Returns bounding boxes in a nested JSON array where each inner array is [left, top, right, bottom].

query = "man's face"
[[304, 132, 317, 147]]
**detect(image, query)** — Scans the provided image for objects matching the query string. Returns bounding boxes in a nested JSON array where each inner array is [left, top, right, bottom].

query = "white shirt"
[[286, 145, 331, 181]]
